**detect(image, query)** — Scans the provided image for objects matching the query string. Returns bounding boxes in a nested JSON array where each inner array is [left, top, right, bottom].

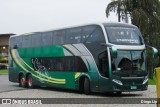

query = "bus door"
[[98, 50, 110, 91], [85, 56, 99, 91]]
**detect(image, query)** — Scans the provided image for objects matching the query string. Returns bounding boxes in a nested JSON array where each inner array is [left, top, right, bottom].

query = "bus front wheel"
[[84, 78, 90, 95]]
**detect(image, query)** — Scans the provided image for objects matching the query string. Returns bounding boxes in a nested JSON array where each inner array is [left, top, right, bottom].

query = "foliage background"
[[106, 0, 160, 79]]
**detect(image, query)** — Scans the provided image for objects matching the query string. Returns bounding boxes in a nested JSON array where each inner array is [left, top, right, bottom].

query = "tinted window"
[[82, 25, 104, 43], [32, 33, 41, 47], [106, 27, 143, 45], [12, 36, 22, 48], [111, 50, 146, 77], [31, 56, 88, 72], [22, 35, 31, 48], [75, 57, 88, 72], [52, 57, 64, 71], [65, 56, 75, 71], [53, 30, 65, 45], [82, 25, 96, 42], [42, 32, 52, 46], [66, 28, 82, 44], [98, 51, 109, 78]]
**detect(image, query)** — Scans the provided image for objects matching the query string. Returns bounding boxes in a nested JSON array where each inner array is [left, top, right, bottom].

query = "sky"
[[0, 0, 119, 34]]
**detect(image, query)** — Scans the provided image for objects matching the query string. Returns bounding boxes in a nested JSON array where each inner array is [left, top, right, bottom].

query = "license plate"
[[131, 86, 137, 89]]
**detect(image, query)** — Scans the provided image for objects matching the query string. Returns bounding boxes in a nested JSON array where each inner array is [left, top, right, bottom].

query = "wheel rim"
[[28, 76, 32, 87], [20, 76, 25, 86]]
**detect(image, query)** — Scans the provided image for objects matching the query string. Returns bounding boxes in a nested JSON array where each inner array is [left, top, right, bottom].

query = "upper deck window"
[[82, 25, 104, 43], [53, 30, 65, 45], [105, 26, 143, 45], [66, 27, 82, 44]]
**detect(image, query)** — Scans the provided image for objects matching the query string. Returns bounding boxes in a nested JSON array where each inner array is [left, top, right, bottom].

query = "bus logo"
[[2, 99, 11, 104]]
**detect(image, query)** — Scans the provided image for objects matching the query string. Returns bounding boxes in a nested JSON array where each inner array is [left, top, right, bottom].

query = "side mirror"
[[152, 47, 158, 59], [146, 45, 158, 59]]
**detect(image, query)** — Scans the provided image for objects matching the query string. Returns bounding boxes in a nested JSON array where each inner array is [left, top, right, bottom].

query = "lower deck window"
[[31, 56, 88, 72]]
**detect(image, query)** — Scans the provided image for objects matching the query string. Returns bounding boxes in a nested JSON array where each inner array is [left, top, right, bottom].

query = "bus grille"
[[122, 78, 143, 85]]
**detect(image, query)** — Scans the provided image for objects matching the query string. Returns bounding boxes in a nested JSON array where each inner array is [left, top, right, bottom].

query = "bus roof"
[[103, 22, 137, 28], [10, 22, 136, 38]]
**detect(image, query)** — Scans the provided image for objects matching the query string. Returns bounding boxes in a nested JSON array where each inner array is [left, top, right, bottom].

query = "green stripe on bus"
[[11, 49, 66, 84]]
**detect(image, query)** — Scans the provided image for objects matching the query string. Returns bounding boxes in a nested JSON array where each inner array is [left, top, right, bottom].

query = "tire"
[[84, 78, 90, 95], [79, 84, 83, 94], [19, 74, 26, 88], [27, 74, 34, 88]]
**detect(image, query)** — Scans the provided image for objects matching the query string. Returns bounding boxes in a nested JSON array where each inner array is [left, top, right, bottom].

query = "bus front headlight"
[[143, 76, 148, 85], [112, 79, 123, 86]]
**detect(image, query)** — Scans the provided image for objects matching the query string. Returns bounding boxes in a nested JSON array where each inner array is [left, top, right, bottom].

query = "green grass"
[[0, 69, 8, 75], [148, 75, 156, 85]]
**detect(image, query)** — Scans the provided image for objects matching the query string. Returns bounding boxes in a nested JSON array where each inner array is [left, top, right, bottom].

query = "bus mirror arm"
[[100, 43, 113, 47], [100, 43, 118, 58]]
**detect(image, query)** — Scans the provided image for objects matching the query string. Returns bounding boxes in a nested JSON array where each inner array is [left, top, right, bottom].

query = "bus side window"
[[32, 33, 42, 47], [90, 27, 104, 42], [66, 27, 82, 44], [13, 36, 22, 49], [54, 57, 64, 71], [42, 32, 52, 46], [22, 35, 31, 48], [98, 51, 109, 78], [53, 30, 65, 45], [65, 56, 75, 72], [82, 25, 96, 43], [75, 57, 88, 72], [82, 25, 104, 43]]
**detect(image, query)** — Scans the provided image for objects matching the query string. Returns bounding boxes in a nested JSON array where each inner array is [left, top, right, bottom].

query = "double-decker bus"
[[8, 23, 158, 94]]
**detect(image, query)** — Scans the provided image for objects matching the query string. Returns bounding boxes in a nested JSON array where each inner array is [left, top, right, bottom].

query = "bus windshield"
[[105, 26, 143, 45], [111, 50, 147, 76]]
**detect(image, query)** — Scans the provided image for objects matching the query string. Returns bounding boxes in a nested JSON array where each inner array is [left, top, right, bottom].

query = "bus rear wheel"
[[84, 78, 90, 95], [19, 74, 26, 88], [27, 74, 33, 88]]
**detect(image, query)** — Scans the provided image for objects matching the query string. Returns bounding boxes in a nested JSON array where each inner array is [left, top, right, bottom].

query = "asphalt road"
[[0, 75, 157, 107], [0, 75, 26, 93]]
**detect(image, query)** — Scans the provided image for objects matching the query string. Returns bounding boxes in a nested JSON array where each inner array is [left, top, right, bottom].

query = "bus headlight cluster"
[[112, 79, 123, 86], [142, 76, 148, 85]]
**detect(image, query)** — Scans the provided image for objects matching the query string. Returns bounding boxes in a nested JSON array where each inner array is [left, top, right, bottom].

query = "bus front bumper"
[[112, 79, 148, 92], [113, 84, 148, 92]]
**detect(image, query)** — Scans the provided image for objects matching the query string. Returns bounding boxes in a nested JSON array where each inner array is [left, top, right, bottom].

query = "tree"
[[106, 0, 160, 35], [106, 0, 160, 79], [106, 0, 124, 22]]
